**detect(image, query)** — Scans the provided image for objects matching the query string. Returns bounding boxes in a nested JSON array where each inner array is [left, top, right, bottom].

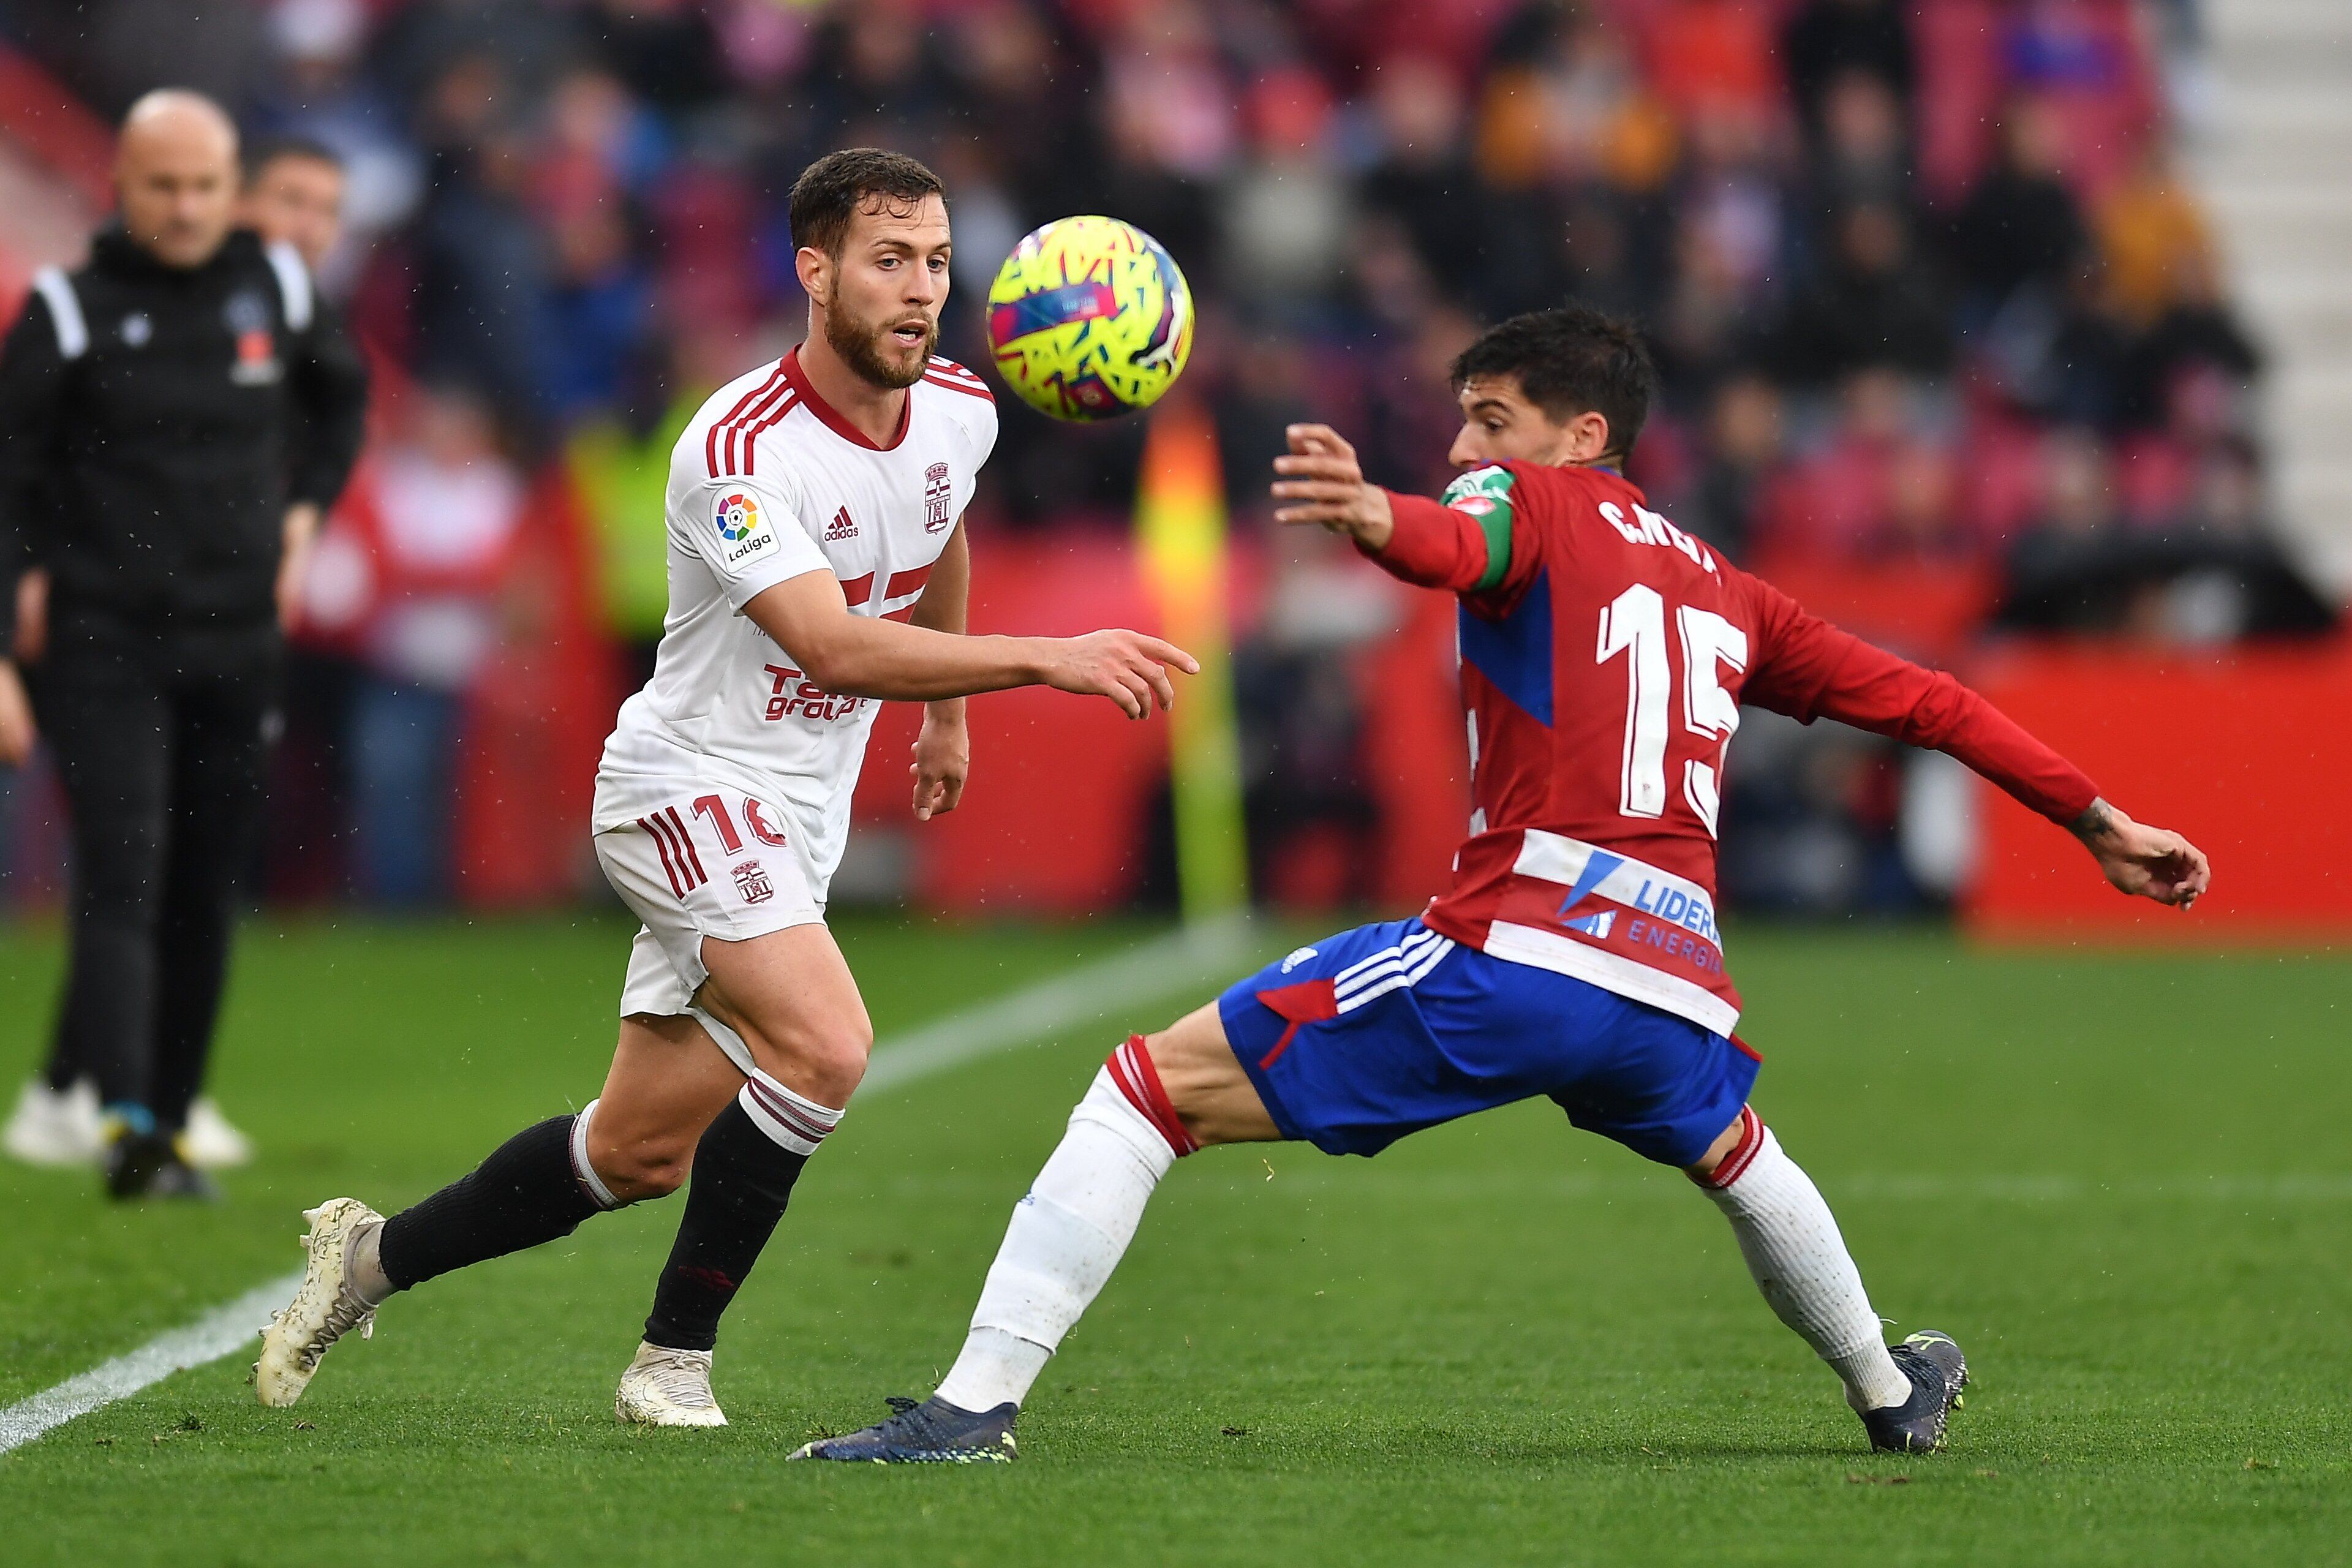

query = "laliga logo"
[[715, 492, 760, 542]]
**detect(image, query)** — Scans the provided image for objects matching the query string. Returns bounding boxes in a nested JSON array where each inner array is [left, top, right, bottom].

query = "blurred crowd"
[[2, 0, 2331, 914]]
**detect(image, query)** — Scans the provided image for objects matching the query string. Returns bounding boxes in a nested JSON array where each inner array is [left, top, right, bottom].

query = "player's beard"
[[826, 304, 935, 391]]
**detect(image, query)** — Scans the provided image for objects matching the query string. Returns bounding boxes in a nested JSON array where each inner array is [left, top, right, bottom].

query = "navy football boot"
[[788, 1395, 1018, 1464], [1860, 1329, 1969, 1453]]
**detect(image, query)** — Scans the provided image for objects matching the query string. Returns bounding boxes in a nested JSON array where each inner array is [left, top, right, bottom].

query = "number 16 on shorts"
[[598, 788, 822, 944]]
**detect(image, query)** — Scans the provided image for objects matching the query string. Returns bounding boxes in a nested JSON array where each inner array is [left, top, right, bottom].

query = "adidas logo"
[[824, 506, 858, 541]]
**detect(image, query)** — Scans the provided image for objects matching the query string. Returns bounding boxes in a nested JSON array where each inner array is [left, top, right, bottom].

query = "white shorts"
[[594, 785, 825, 1066]]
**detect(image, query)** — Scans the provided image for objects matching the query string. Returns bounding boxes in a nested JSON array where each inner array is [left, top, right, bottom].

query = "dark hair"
[[1450, 305, 1658, 460], [243, 134, 342, 186], [788, 147, 946, 257]]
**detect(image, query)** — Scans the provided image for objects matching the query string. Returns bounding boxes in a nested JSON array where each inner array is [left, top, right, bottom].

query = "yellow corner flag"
[[1135, 401, 1250, 921]]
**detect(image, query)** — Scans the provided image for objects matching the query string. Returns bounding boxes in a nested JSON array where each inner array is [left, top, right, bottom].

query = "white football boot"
[[614, 1341, 728, 1427], [183, 1096, 256, 1169], [4, 1078, 105, 1166], [255, 1198, 385, 1407]]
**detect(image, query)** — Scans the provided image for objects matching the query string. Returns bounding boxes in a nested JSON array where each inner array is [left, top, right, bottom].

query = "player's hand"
[[1273, 424, 1393, 549], [2071, 799, 2211, 908], [0, 658, 36, 768], [910, 706, 970, 821], [1037, 630, 1199, 720]]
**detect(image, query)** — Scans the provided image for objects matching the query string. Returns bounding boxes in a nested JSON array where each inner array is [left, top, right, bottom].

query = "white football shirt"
[[595, 347, 998, 900]]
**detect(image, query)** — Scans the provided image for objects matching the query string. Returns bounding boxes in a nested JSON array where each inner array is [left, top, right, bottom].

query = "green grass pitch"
[[1, 913, 2346, 1566]]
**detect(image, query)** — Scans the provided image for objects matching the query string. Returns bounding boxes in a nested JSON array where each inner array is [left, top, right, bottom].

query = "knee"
[[1129, 1007, 1276, 1148], [1082, 1035, 1205, 1156], [1687, 1105, 1767, 1189], [790, 1017, 871, 1109]]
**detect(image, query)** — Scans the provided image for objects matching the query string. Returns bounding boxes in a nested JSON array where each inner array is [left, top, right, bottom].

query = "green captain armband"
[[1440, 465, 1518, 592]]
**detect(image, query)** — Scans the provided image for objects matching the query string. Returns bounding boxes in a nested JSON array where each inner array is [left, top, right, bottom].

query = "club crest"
[[732, 859, 774, 905], [924, 462, 952, 532]]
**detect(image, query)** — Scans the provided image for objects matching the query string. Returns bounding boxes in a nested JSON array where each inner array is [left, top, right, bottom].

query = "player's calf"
[[589, 1139, 692, 1204], [374, 1107, 637, 1294], [638, 1063, 843, 1358], [624, 929, 868, 1360], [613, 1053, 846, 1423], [1690, 1107, 1959, 1447], [796, 1033, 1213, 1461], [584, 1009, 752, 1202], [581, 1091, 701, 1204], [257, 1102, 644, 1409]]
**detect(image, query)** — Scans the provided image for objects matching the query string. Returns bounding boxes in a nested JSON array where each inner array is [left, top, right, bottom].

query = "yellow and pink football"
[[986, 216, 1193, 422]]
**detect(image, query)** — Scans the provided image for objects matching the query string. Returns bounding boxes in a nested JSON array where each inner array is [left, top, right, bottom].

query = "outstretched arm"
[[742, 568, 1197, 718], [1744, 577, 2210, 908], [2065, 797, 2209, 907], [1274, 423, 1536, 601], [1273, 423, 1525, 594], [1272, 424, 1395, 548]]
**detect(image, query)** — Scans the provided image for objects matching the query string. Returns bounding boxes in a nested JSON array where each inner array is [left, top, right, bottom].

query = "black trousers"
[[36, 616, 279, 1131]]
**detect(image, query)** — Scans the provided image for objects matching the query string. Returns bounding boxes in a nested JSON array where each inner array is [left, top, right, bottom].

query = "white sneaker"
[[4, 1078, 105, 1166], [255, 1197, 385, 1408], [615, 1341, 728, 1427], [183, 1096, 255, 1169]]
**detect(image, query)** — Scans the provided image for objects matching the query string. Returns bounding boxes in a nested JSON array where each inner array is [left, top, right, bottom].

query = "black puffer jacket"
[[0, 224, 367, 640]]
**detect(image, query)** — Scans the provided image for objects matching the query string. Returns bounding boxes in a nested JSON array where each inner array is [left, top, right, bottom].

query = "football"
[[985, 215, 1193, 421]]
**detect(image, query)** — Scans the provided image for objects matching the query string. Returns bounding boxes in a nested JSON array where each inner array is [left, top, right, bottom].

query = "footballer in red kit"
[[1389, 456, 2105, 1041], [798, 306, 2211, 1466]]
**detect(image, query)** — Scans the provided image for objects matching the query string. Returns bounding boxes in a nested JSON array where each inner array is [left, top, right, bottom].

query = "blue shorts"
[[1216, 917, 1760, 1167]]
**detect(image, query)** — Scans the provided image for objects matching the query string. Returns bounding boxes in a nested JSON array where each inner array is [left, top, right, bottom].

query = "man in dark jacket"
[[0, 89, 367, 1197]]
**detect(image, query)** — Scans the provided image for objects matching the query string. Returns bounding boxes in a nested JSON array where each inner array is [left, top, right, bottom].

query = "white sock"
[[934, 1065, 1178, 1412], [1700, 1116, 1910, 1412], [934, 1326, 1051, 1413]]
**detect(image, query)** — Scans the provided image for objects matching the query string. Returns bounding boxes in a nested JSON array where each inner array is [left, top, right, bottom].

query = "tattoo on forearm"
[[2069, 798, 2116, 843]]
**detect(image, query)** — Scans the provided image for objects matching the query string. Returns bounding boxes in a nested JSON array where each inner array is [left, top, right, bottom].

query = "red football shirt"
[[1365, 461, 2098, 1035]]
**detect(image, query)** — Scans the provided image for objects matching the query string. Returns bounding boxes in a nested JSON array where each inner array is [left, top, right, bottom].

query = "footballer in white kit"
[[257, 149, 1197, 1430], [595, 338, 998, 1070]]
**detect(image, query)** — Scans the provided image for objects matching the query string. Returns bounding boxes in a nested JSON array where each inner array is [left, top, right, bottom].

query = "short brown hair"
[[1450, 305, 1658, 461], [787, 148, 946, 257]]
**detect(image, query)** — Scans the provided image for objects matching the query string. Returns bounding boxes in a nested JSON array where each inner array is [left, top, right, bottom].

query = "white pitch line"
[[0, 1272, 303, 1453], [858, 911, 1259, 1093], [0, 915, 1267, 1456]]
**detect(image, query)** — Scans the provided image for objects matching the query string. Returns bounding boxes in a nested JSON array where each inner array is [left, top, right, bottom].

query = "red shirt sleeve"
[[1363, 481, 1543, 614], [1739, 568, 2099, 824], [1363, 492, 1486, 590]]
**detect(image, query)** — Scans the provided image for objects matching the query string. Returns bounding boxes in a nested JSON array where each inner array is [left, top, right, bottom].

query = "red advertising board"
[[1965, 637, 2352, 943]]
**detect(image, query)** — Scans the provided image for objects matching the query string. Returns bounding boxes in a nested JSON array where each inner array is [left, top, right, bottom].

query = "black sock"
[[378, 1116, 607, 1291], [643, 1099, 812, 1352], [42, 1037, 78, 1095]]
